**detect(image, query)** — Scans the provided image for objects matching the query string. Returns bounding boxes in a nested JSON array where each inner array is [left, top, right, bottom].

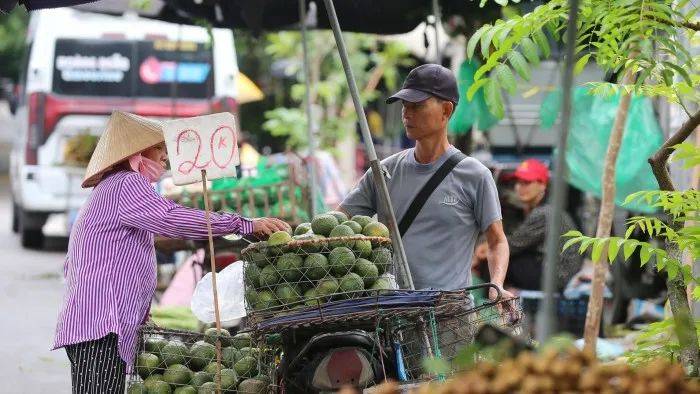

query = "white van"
[[9, 8, 240, 247]]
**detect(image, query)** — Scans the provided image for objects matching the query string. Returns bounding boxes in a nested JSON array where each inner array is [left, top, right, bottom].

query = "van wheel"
[[19, 210, 45, 249], [11, 203, 19, 233]]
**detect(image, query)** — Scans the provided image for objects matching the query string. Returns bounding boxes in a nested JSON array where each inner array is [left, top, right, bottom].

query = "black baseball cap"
[[386, 64, 459, 105]]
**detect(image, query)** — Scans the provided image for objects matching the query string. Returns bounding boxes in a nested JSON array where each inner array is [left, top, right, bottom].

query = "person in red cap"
[[504, 159, 582, 293]]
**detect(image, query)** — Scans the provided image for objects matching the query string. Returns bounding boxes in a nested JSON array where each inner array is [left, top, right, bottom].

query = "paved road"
[[0, 175, 71, 393]]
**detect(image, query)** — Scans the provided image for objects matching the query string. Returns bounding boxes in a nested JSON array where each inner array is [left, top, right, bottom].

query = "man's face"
[[401, 97, 453, 140]]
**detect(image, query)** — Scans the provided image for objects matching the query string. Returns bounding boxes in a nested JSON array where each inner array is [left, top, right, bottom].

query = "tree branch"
[[648, 109, 700, 192], [681, 20, 700, 31]]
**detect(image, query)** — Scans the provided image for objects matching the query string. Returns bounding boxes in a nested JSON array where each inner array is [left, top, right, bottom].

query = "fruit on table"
[[245, 289, 259, 308], [222, 347, 241, 368], [304, 288, 319, 306], [163, 364, 193, 386], [203, 328, 231, 346], [136, 352, 161, 379], [232, 332, 253, 349], [237, 378, 269, 393], [143, 374, 164, 391], [219, 368, 239, 390], [188, 341, 216, 371], [311, 214, 339, 236], [267, 231, 292, 255], [149, 380, 172, 394], [275, 284, 301, 306], [196, 381, 217, 394], [245, 242, 269, 268], [173, 386, 196, 394], [329, 246, 356, 276], [370, 277, 393, 292], [253, 290, 277, 310], [128, 382, 147, 394], [244, 263, 261, 288], [145, 337, 168, 356], [353, 258, 379, 287], [239, 347, 260, 359], [327, 210, 349, 223]]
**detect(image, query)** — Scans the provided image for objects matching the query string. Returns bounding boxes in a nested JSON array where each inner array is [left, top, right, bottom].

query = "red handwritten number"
[[210, 125, 236, 169], [175, 129, 210, 175]]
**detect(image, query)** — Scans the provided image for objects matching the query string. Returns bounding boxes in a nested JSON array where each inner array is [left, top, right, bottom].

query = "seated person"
[[504, 159, 582, 293]]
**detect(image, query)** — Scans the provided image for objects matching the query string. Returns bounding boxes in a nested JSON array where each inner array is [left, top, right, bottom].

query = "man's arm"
[[484, 220, 515, 301]]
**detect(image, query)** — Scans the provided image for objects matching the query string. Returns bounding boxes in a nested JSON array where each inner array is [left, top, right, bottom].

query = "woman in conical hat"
[[51, 111, 289, 393]]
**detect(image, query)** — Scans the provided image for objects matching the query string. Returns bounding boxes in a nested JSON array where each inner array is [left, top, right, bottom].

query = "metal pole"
[[321, 0, 413, 289], [431, 0, 441, 63], [536, 0, 579, 342], [299, 0, 318, 216]]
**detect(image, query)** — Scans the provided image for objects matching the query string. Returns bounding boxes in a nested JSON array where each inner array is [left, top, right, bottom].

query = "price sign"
[[164, 112, 240, 185]]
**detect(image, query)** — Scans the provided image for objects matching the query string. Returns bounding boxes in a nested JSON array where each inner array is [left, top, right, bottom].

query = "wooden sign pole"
[[201, 169, 223, 394]]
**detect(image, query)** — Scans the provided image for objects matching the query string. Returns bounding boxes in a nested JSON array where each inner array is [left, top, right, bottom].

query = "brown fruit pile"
[[370, 348, 700, 394]]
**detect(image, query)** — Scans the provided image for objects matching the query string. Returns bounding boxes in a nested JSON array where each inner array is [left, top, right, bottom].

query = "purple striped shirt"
[[52, 170, 253, 372]]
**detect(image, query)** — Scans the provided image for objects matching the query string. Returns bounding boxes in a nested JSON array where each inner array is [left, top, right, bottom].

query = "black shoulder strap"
[[398, 151, 467, 236]]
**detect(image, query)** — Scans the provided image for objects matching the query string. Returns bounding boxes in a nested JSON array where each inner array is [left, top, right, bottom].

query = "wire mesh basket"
[[241, 236, 395, 322], [126, 326, 279, 393], [389, 297, 526, 382]]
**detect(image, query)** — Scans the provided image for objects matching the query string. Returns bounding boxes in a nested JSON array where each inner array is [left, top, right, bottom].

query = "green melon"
[[328, 247, 356, 276], [190, 371, 213, 388], [362, 221, 390, 238], [258, 265, 280, 288], [219, 368, 239, 390], [294, 222, 312, 235], [161, 341, 189, 367], [353, 235, 373, 258], [351, 215, 374, 229], [163, 364, 193, 386], [275, 284, 301, 306], [329, 224, 356, 248], [338, 272, 365, 296], [197, 381, 217, 394], [254, 290, 277, 310], [222, 347, 240, 368], [371, 247, 393, 274], [232, 332, 253, 349], [188, 341, 216, 371], [244, 263, 261, 288], [275, 253, 303, 282], [245, 288, 259, 308], [303, 253, 329, 281], [136, 352, 161, 379], [149, 380, 172, 394], [341, 220, 362, 234], [301, 234, 325, 254], [315, 277, 339, 301], [127, 382, 147, 394], [353, 258, 379, 287], [303, 288, 319, 307], [327, 210, 349, 223], [370, 277, 394, 293], [143, 374, 164, 391], [234, 356, 258, 378], [237, 378, 269, 394], [203, 328, 231, 346], [173, 386, 196, 394], [145, 337, 168, 356], [311, 214, 339, 236]]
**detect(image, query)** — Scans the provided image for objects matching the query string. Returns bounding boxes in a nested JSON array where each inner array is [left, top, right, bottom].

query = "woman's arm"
[[508, 208, 547, 257], [117, 172, 254, 239]]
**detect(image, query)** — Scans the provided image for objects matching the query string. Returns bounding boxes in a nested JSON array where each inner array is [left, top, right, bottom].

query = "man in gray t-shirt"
[[340, 64, 512, 301]]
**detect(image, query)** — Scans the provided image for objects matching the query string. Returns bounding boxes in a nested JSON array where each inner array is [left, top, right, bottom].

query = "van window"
[[52, 38, 214, 99]]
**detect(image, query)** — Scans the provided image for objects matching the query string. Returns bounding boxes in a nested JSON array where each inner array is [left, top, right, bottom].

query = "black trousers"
[[65, 333, 126, 394]]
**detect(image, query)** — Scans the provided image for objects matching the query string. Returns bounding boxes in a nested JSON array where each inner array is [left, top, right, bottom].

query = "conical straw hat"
[[82, 111, 164, 188]]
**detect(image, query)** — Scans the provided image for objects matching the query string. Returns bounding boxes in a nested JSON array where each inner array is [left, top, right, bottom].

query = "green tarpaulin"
[[448, 60, 499, 135], [541, 87, 663, 213]]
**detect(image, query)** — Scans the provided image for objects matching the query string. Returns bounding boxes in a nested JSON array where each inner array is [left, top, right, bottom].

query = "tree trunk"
[[583, 73, 634, 353], [647, 108, 700, 376]]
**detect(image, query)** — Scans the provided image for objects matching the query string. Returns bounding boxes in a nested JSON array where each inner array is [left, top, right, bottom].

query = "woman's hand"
[[251, 217, 291, 237]]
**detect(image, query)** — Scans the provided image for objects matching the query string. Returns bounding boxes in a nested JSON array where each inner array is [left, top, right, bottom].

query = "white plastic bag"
[[191, 261, 247, 327]]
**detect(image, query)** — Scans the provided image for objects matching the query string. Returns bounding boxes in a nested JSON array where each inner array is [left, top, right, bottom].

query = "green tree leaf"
[[579, 238, 595, 254], [533, 30, 551, 58], [494, 64, 517, 94], [623, 240, 638, 260], [481, 27, 499, 59], [508, 51, 531, 81], [519, 37, 540, 66], [574, 53, 591, 75], [466, 78, 489, 100], [563, 230, 583, 237], [607, 237, 621, 263], [640, 245, 651, 266], [563, 236, 583, 252], [484, 78, 505, 119], [467, 25, 490, 59], [592, 239, 608, 262]]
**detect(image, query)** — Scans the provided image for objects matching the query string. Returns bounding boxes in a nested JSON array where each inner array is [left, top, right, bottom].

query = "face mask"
[[128, 153, 164, 183]]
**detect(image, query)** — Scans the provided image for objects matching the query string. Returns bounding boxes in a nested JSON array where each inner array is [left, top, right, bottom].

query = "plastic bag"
[[540, 87, 663, 213], [448, 60, 499, 135], [191, 261, 247, 326]]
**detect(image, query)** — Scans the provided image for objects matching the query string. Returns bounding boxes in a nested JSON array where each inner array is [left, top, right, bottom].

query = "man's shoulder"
[[380, 149, 412, 166], [452, 155, 492, 179]]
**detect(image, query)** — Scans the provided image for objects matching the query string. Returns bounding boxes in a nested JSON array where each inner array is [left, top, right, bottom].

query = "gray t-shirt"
[[341, 146, 502, 290]]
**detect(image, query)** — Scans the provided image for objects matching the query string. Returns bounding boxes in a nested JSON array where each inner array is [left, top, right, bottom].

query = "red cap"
[[514, 159, 549, 184]]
